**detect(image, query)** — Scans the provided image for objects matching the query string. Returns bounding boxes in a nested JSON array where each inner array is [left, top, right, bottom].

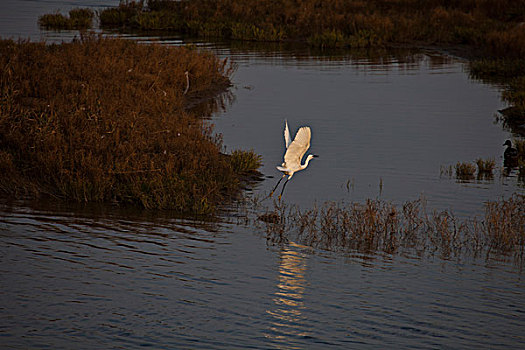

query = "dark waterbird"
[[503, 139, 518, 167], [503, 140, 518, 161]]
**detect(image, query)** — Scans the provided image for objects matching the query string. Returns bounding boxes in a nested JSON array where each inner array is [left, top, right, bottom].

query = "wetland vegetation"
[[38, 8, 95, 30], [40, 0, 525, 134], [258, 195, 525, 263], [0, 36, 261, 213], [9, 0, 525, 254]]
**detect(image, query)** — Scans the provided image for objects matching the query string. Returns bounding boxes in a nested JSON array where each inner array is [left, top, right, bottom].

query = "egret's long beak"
[[313, 155, 319, 158]]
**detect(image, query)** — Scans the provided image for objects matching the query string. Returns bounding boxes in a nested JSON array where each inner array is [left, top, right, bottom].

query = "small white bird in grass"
[[270, 120, 318, 200], [183, 71, 190, 95]]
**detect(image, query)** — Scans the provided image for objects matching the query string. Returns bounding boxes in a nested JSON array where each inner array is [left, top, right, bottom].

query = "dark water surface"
[[211, 47, 518, 216], [1, 1, 525, 349]]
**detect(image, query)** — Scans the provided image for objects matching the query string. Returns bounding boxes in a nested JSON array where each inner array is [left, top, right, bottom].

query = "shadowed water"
[[1, 1, 525, 349]]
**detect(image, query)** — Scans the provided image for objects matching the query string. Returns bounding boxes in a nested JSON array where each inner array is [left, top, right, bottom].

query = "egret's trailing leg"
[[278, 178, 290, 201], [270, 174, 286, 197]]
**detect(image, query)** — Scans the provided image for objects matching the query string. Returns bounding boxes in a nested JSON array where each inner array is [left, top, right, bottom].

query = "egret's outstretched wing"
[[284, 120, 291, 149], [284, 126, 311, 170]]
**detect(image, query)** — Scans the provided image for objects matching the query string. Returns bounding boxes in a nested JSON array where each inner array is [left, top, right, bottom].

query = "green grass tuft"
[[230, 149, 262, 174]]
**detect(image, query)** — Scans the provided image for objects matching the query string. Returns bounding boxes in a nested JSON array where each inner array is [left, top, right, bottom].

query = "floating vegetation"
[[0, 36, 261, 213], [38, 8, 94, 29], [258, 195, 525, 262]]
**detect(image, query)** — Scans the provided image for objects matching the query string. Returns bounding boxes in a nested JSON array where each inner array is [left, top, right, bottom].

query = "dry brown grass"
[[0, 35, 260, 213], [259, 195, 525, 262]]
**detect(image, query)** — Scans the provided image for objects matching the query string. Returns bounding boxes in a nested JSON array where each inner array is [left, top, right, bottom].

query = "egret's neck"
[[301, 155, 313, 169]]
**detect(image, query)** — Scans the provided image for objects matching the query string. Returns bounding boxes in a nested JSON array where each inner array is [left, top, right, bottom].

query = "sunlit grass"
[[0, 36, 261, 213], [230, 149, 263, 174]]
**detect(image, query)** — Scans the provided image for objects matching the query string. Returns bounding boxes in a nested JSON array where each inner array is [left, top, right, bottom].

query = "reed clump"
[[455, 161, 476, 180], [38, 8, 94, 29], [475, 158, 495, 179], [230, 149, 262, 174], [0, 36, 260, 213], [260, 195, 525, 262]]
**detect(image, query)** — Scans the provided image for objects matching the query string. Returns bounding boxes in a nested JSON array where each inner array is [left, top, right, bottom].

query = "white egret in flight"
[[270, 120, 318, 200]]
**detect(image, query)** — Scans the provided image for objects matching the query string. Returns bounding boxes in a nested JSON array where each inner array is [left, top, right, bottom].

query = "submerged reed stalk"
[[0, 36, 259, 213]]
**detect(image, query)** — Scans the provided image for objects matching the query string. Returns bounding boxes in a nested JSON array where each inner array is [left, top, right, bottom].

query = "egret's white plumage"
[[284, 119, 291, 149], [270, 120, 317, 200]]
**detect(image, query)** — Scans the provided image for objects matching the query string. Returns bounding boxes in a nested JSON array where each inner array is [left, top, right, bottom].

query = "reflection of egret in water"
[[265, 242, 311, 348]]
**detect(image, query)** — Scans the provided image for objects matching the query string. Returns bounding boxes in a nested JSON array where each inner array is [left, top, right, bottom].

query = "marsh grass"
[[0, 36, 260, 213], [38, 8, 94, 29], [455, 161, 476, 180], [230, 149, 262, 174], [259, 195, 525, 262], [42, 1, 525, 129], [475, 158, 495, 179], [94, 0, 525, 130], [95, 0, 525, 57]]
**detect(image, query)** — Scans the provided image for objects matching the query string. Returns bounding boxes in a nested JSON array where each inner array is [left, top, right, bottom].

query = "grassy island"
[[0, 36, 261, 213], [38, 8, 94, 30]]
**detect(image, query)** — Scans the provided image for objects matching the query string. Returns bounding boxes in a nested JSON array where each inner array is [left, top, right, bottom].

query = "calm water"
[[210, 46, 520, 216], [1, 1, 524, 349]]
